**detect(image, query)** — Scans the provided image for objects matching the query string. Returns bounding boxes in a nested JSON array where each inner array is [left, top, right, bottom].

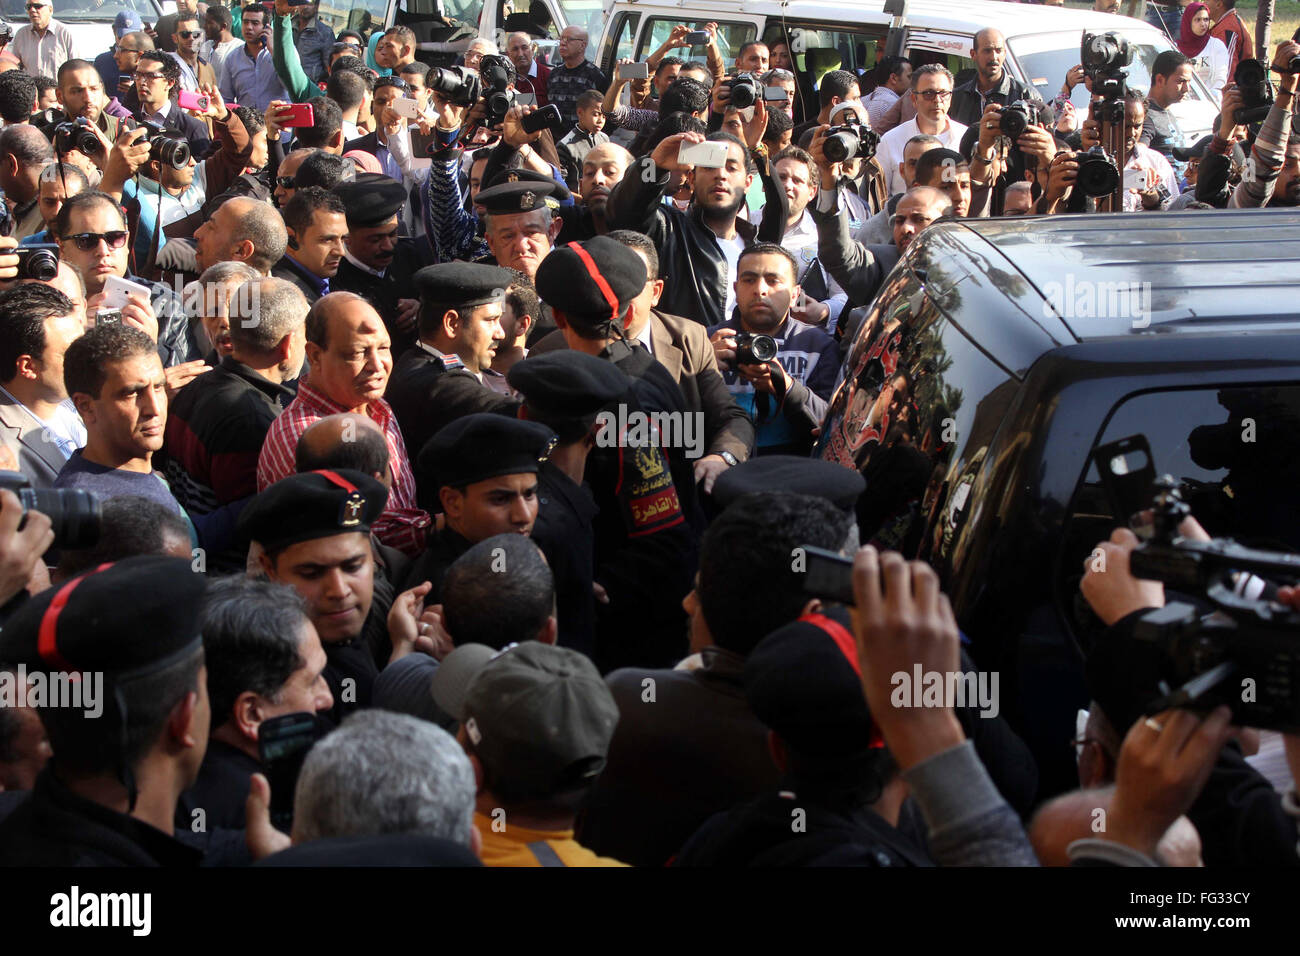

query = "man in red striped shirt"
[[257, 292, 430, 555]]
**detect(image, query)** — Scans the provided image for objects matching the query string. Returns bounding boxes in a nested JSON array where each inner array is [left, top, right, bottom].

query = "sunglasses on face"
[[64, 231, 129, 251], [276, 176, 296, 189], [178, 30, 202, 39], [26, 4, 49, 10]]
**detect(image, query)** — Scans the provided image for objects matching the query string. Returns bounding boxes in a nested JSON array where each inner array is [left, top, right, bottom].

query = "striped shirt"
[[257, 380, 430, 555]]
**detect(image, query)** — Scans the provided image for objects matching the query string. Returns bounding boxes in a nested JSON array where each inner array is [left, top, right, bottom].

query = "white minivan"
[[587, 0, 1218, 141]]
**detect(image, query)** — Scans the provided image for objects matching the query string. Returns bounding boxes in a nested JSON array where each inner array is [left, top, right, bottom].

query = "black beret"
[[413, 261, 515, 309], [238, 469, 389, 552], [0, 556, 207, 676], [506, 350, 629, 422], [332, 173, 408, 228], [417, 413, 556, 489], [476, 167, 570, 214], [712, 455, 866, 515], [743, 605, 881, 759], [534, 237, 646, 330]]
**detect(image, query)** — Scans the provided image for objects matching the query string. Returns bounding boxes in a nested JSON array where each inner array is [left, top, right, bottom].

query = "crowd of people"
[[0, 0, 1295, 870]]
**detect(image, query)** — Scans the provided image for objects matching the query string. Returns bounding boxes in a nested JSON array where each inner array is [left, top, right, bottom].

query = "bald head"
[[580, 142, 633, 216], [275, 148, 318, 206], [891, 185, 952, 253], [296, 413, 391, 484], [23, 260, 87, 328]]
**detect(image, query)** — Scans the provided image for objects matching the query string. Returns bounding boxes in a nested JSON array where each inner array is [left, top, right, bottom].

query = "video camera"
[[1234, 57, 1276, 125], [428, 65, 482, 107], [1081, 30, 1132, 100], [823, 123, 879, 163], [1120, 475, 1300, 734]]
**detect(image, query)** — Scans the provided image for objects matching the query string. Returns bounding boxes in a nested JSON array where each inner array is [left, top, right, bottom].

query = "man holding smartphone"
[[220, 3, 289, 113]]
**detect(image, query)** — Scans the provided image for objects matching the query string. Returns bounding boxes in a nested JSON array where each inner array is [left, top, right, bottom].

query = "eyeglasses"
[[916, 89, 952, 101], [134, 70, 165, 81], [63, 231, 129, 251], [25, 4, 49, 10], [178, 30, 202, 39], [275, 176, 296, 189]]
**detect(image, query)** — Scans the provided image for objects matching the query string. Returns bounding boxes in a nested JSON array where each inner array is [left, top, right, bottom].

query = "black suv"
[[816, 208, 1300, 796]]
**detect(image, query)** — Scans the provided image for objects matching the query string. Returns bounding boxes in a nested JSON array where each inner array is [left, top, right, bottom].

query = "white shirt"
[[0, 385, 85, 459], [12, 20, 76, 81], [1188, 36, 1230, 105], [877, 115, 970, 197], [1123, 144, 1178, 212], [719, 233, 745, 322], [207, 37, 244, 85], [636, 320, 653, 355], [169, 52, 205, 92], [342, 247, 384, 277]]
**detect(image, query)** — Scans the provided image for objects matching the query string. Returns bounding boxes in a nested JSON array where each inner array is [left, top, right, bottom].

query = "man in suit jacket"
[[133, 50, 212, 159], [0, 286, 87, 488]]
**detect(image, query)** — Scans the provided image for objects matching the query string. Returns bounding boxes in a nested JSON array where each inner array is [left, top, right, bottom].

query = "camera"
[[1123, 475, 1300, 734], [478, 53, 517, 128], [15, 244, 59, 281], [999, 99, 1037, 139], [1271, 27, 1300, 75], [53, 117, 101, 156], [1234, 57, 1275, 124], [1080, 31, 1132, 75], [1076, 145, 1120, 197], [428, 65, 482, 107], [725, 72, 762, 110], [823, 123, 880, 163], [734, 332, 778, 365], [139, 120, 191, 169], [0, 470, 100, 551]]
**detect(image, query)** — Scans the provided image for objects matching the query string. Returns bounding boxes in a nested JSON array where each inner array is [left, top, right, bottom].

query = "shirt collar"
[[282, 254, 330, 296], [342, 247, 385, 277]]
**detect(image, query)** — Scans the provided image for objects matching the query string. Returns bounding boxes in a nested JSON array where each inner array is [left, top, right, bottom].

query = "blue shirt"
[[94, 48, 119, 94], [219, 43, 289, 112]]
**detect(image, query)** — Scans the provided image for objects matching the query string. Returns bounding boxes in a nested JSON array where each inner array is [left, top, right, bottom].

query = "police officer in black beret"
[[507, 350, 630, 658], [386, 262, 522, 509], [0, 557, 211, 866], [403, 413, 557, 601], [710, 454, 866, 526], [331, 173, 430, 357], [239, 468, 396, 727], [534, 236, 703, 671]]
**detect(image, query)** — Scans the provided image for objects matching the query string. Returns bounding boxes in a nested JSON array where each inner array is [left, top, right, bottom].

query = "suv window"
[[780, 25, 882, 75], [905, 29, 975, 81], [636, 17, 757, 68], [1060, 385, 1300, 640], [817, 266, 1014, 559]]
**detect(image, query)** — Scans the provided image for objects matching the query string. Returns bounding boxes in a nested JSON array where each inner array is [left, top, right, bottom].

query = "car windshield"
[[555, 0, 603, 59], [0, 0, 156, 22], [1010, 29, 1215, 111]]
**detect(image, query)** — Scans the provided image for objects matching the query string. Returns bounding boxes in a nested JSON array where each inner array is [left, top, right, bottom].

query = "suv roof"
[[910, 209, 1300, 355]]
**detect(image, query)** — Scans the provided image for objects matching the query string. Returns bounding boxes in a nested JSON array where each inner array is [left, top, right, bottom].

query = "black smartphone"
[[258, 711, 325, 832], [800, 544, 857, 606], [521, 103, 563, 134], [685, 30, 710, 44], [1093, 434, 1158, 537]]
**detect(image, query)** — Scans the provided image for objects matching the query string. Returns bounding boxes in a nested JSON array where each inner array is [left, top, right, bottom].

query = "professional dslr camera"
[[1080, 30, 1132, 100], [1075, 145, 1120, 197], [0, 471, 100, 550], [428, 65, 482, 107], [478, 53, 518, 128], [998, 99, 1040, 139], [1234, 56, 1276, 125], [1271, 26, 1300, 75], [53, 117, 102, 156], [734, 332, 778, 366], [823, 123, 880, 163], [1119, 475, 1300, 734], [137, 120, 191, 169], [724, 72, 762, 109]]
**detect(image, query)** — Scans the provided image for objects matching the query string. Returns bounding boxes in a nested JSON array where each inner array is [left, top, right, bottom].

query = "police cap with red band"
[[0, 555, 207, 675], [534, 236, 647, 331], [237, 468, 389, 552]]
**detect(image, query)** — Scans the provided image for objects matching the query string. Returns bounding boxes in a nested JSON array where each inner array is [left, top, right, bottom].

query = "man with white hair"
[[463, 36, 497, 72], [506, 30, 549, 107]]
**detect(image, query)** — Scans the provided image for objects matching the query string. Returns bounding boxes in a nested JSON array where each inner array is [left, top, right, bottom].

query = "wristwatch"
[[719, 451, 738, 467]]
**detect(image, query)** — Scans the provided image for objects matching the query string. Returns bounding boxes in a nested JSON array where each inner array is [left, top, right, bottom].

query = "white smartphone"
[[1123, 168, 1147, 191], [390, 97, 420, 120], [101, 274, 152, 310], [678, 140, 729, 168], [618, 62, 650, 80]]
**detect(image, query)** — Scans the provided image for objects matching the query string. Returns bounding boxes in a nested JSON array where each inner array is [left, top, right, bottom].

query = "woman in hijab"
[[1179, 2, 1229, 105]]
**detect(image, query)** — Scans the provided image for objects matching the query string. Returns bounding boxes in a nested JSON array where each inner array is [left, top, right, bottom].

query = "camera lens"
[[729, 74, 758, 109], [22, 248, 58, 281], [999, 105, 1030, 139], [23, 487, 101, 550], [152, 134, 191, 170], [1078, 148, 1119, 198], [824, 128, 858, 164]]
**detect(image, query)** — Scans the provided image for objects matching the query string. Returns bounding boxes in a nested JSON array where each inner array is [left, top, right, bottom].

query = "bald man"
[[17, 260, 87, 328], [194, 195, 290, 274], [295, 412, 391, 487], [274, 147, 317, 208]]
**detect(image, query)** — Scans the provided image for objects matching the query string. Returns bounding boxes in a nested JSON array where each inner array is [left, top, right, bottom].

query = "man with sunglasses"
[[55, 191, 200, 370], [131, 51, 212, 161], [169, 14, 217, 94], [11, 0, 73, 82], [875, 64, 968, 197], [105, 31, 152, 118]]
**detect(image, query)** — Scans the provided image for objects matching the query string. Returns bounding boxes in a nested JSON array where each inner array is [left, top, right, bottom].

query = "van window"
[[637, 17, 757, 68], [600, 10, 641, 76], [554, 0, 605, 49], [499, 0, 558, 41], [779, 25, 883, 75], [905, 29, 975, 82], [321, 0, 389, 38]]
